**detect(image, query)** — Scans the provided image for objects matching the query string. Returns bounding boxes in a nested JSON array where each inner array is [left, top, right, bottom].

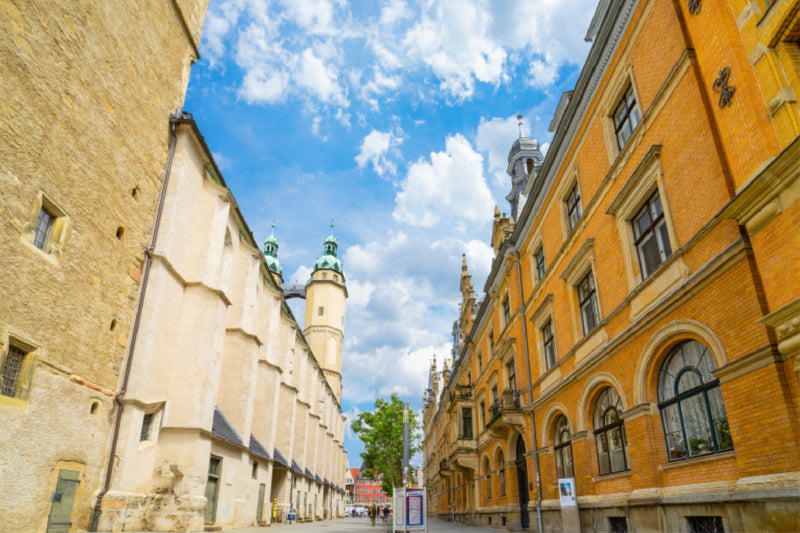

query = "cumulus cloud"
[[355, 129, 404, 178], [393, 134, 494, 227], [199, 0, 596, 115]]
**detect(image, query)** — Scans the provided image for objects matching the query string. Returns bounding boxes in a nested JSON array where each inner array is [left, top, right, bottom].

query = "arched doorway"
[[515, 435, 530, 529]]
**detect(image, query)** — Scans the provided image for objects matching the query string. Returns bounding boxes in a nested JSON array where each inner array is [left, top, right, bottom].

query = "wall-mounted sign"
[[558, 478, 576, 507]]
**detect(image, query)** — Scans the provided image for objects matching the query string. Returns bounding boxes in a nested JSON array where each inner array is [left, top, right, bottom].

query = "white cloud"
[[393, 134, 493, 227], [355, 129, 404, 178]]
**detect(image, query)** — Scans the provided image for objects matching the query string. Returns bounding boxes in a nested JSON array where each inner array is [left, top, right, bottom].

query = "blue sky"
[[183, 0, 599, 467]]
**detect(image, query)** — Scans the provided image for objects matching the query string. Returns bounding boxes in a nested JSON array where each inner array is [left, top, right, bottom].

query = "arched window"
[[483, 457, 492, 500], [593, 387, 629, 475], [497, 450, 506, 496], [658, 340, 733, 461], [553, 415, 573, 478]]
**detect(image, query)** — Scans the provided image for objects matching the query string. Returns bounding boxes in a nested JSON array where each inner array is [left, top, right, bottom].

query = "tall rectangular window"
[[140, 413, 154, 441], [461, 407, 473, 440], [477, 351, 483, 373], [489, 332, 494, 355], [578, 271, 600, 335], [0, 346, 26, 397], [633, 192, 672, 278], [502, 296, 511, 324], [534, 247, 546, 281], [506, 360, 516, 390], [479, 401, 486, 428], [566, 184, 582, 231], [613, 85, 641, 149], [33, 207, 54, 251], [542, 319, 557, 369]]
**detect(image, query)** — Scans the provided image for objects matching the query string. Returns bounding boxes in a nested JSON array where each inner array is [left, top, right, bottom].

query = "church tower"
[[506, 114, 544, 220], [263, 223, 284, 287], [304, 227, 347, 403]]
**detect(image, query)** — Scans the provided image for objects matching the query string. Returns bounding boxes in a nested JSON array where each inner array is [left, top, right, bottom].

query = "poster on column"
[[558, 478, 576, 507]]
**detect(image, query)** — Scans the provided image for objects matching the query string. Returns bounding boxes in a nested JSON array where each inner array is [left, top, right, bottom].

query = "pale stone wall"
[[101, 120, 347, 530], [0, 1, 207, 531]]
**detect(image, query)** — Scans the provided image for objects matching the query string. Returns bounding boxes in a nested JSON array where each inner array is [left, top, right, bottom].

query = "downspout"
[[91, 117, 179, 531], [508, 241, 543, 533]]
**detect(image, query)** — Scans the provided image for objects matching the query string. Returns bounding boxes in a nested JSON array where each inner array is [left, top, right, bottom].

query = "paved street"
[[108, 516, 503, 533], [226, 516, 502, 532]]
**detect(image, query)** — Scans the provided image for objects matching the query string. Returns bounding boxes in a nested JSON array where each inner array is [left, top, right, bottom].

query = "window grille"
[[0, 346, 26, 397], [688, 516, 725, 533], [140, 412, 154, 441]]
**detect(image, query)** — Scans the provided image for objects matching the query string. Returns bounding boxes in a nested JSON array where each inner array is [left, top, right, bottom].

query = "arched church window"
[[658, 340, 733, 461]]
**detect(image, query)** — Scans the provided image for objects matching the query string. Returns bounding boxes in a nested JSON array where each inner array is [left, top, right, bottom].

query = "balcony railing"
[[488, 390, 521, 420], [449, 384, 473, 402]]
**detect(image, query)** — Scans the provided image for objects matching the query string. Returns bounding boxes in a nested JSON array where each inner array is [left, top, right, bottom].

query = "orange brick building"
[[423, 1, 800, 532]]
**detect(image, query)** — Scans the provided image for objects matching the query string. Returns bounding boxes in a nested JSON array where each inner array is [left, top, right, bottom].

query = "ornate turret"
[[506, 114, 544, 220], [263, 223, 283, 284], [459, 254, 476, 341], [304, 222, 348, 403], [313, 233, 344, 273]]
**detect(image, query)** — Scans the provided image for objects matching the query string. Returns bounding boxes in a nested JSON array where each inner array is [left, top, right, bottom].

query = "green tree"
[[350, 393, 421, 497]]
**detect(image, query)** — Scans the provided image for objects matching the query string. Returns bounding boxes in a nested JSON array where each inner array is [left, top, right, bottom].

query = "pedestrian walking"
[[369, 503, 377, 527]]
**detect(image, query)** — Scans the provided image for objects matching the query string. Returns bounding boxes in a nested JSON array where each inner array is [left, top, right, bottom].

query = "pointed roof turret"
[[263, 222, 283, 280]]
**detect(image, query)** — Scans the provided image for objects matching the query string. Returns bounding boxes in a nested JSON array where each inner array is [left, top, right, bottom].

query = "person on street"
[[369, 503, 377, 526]]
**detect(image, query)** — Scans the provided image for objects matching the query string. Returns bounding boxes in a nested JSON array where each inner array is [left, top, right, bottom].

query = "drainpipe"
[[91, 117, 179, 531], [507, 240, 543, 533]]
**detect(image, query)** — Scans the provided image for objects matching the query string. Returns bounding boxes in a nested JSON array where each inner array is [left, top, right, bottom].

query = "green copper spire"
[[313, 219, 343, 273], [263, 222, 283, 278]]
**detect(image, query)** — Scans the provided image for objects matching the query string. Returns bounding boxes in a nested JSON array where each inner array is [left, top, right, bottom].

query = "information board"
[[393, 487, 426, 532]]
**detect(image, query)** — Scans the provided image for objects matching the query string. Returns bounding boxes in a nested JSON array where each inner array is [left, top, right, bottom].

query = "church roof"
[[313, 232, 343, 273]]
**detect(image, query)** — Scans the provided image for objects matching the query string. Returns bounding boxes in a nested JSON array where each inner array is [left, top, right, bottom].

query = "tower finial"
[[517, 113, 524, 137], [271, 220, 276, 235], [330, 218, 335, 231]]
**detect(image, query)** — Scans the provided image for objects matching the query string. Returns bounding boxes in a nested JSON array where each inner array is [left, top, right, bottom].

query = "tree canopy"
[[350, 393, 421, 496]]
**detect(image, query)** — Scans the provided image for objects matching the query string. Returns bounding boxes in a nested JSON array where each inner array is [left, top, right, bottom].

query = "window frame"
[[613, 84, 641, 150], [461, 407, 473, 440], [542, 319, 557, 370], [553, 415, 574, 479], [593, 387, 630, 476], [0, 338, 37, 404], [658, 340, 733, 462], [577, 270, 600, 336], [21, 192, 70, 262], [534, 246, 546, 282], [565, 183, 583, 232], [632, 191, 672, 279]]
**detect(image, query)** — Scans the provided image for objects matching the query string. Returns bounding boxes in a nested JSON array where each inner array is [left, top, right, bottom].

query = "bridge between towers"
[[283, 284, 306, 299]]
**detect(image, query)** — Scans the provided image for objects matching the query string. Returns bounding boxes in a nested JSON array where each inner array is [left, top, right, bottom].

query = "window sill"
[[0, 395, 29, 409], [628, 254, 690, 321], [591, 470, 632, 483], [658, 449, 735, 471]]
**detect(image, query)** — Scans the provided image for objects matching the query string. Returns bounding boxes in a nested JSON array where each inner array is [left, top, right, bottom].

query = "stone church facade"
[[1, 2, 347, 531]]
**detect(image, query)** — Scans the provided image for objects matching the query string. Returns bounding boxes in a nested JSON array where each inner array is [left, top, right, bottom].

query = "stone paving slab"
[[104, 515, 505, 533]]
